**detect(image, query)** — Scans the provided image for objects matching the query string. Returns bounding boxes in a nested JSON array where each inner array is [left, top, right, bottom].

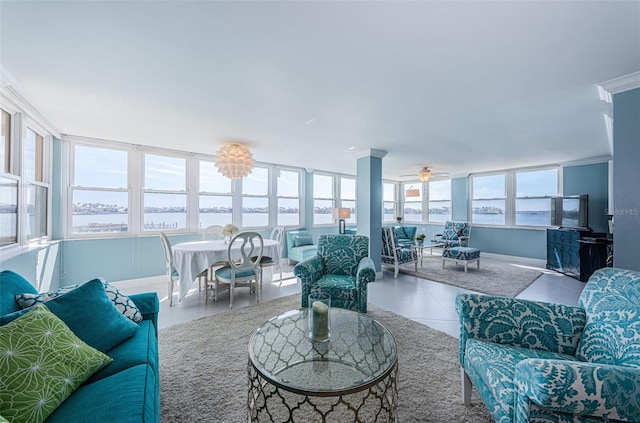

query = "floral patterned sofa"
[[456, 267, 640, 422], [293, 234, 376, 313]]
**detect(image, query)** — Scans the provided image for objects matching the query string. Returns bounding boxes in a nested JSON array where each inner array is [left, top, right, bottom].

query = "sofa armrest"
[[129, 292, 160, 335], [294, 256, 325, 307], [456, 294, 586, 365], [515, 359, 640, 421]]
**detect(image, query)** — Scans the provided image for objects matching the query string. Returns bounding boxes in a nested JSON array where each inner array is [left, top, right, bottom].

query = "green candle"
[[312, 301, 329, 339]]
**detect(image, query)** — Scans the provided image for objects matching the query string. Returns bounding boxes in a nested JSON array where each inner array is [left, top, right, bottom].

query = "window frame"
[[312, 172, 336, 227], [426, 179, 452, 223], [240, 165, 271, 229], [68, 142, 131, 237], [275, 166, 302, 228], [382, 181, 398, 224], [470, 165, 561, 228], [0, 104, 52, 255]]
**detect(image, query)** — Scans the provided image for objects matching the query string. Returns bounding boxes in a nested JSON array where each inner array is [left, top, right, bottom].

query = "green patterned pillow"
[[0, 304, 112, 423]]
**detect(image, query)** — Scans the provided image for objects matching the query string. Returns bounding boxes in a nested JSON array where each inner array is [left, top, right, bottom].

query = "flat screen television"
[[551, 195, 589, 230]]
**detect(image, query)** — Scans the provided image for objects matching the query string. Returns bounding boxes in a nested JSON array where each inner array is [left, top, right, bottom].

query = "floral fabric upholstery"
[[381, 227, 418, 278], [392, 226, 417, 247], [456, 267, 640, 423], [294, 235, 375, 313], [442, 246, 480, 261], [435, 221, 470, 248]]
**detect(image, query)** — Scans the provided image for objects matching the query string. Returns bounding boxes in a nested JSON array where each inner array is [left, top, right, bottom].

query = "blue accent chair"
[[456, 267, 640, 423], [381, 227, 418, 278], [294, 234, 376, 313], [285, 229, 318, 264], [391, 225, 417, 247], [434, 221, 470, 248]]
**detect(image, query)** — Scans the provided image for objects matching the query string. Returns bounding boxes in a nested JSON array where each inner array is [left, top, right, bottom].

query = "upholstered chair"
[[381, 227, 418, 278], [293, 234, 375, 313], [433, 221, 470, 248], [456, 267, 640, 423]]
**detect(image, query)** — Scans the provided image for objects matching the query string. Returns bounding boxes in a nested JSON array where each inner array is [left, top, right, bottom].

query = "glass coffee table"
[[248, 308, 398, 422]]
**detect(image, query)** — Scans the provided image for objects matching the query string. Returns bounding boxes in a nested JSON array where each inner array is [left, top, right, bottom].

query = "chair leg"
[[394, 263, 399, 279], [461, 367, 472, 406], [168, 280, 173, 307], [229, 282, 234, 309]]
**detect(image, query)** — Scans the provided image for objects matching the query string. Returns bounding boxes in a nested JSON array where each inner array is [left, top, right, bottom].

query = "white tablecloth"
[[173, 239, 279, 301]]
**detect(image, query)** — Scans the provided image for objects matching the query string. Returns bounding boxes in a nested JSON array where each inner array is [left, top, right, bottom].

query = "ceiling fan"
[[400, 167, 450, 182]]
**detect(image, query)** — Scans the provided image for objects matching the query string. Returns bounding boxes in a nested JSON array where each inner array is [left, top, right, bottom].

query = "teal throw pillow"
[[39, 278, 139, 353], [294, 235, 313, 247], [0, 304, 112, 423], [15, 278, 142, 322], [0, 270, 38, 315]]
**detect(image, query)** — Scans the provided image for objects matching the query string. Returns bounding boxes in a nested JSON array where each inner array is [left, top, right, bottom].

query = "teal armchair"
[[456, 267, 640, 422], [294, 234, 375, 313], [434, 221, 470, 248]]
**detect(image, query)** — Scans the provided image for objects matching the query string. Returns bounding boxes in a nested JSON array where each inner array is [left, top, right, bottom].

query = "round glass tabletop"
[[248, 307, 397, 396]]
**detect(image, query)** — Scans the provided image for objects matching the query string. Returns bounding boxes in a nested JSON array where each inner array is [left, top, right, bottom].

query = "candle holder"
[[308, 291, 331, 341]]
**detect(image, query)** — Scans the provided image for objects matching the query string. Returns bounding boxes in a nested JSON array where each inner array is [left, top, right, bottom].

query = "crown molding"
[[597, 71, 640, 103], [355, 148, 388, 159], [0, 86, 61, 138]]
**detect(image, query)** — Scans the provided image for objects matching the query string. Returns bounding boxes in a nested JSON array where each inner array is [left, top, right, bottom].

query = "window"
[[339, 177, 356, 225], [515, 168, 558, 226], [313, 174, 334, 225], [427, 180, 451, 223], [383, 182, 396, 222], [276, 169, 300, 227], [0, 109, 16, 247], [471, 167, 559, 227], [143, 154, 187, 231], [1, 109, 10, 173], [0, 176, 18, 247], [241, 166, 269, 228], [199, 160, 232, 229], [403, 183, 422, 223], [71, 145, 129, 234], [472, 174, 506, 225], [23, 127, 47, 240]]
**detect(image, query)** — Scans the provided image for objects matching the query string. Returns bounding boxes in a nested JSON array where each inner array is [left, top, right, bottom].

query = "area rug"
[[159, 294, 493, 422], [398, 254, 543, 297]]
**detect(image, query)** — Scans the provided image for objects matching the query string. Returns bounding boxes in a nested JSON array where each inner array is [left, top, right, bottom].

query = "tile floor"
[[113, 253, 585, 338]]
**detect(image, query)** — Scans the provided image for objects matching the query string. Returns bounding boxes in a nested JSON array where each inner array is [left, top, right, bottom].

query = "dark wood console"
[[546, 228, 612, 282]]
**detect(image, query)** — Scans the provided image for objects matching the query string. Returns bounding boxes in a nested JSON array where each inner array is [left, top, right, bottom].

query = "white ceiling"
[[1, 1, 638, 180]]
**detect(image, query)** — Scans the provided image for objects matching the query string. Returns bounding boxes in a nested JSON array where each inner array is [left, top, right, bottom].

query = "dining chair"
[[201, 224, 227, 299], [212, 231, 263, 308], [160, 232, 207, 306], [202, 225, 224, 241], [256, 226, 285, 284]]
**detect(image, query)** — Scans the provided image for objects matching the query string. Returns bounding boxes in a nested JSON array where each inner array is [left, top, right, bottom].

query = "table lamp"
[[333, 208, 351, 234]]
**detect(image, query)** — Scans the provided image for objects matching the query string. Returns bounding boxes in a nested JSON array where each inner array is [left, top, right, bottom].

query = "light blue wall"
[[451, 177, 469, 221], [612, 88, 640, 271], [563, 162, 609, 234]]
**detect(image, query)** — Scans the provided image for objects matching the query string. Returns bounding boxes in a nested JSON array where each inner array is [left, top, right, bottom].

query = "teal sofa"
[[456, 267, 640, 422], [0, 270, 160, 423], [294, 234, 376, 313], [285, 229, 318, 264]]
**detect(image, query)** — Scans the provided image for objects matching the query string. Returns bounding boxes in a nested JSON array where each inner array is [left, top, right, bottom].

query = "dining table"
[[172, 239, 280, 301]]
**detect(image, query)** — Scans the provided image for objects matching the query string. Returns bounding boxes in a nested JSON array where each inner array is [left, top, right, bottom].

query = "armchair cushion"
[[293, 235, 314, 247], [515, 359, 640, 422]]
